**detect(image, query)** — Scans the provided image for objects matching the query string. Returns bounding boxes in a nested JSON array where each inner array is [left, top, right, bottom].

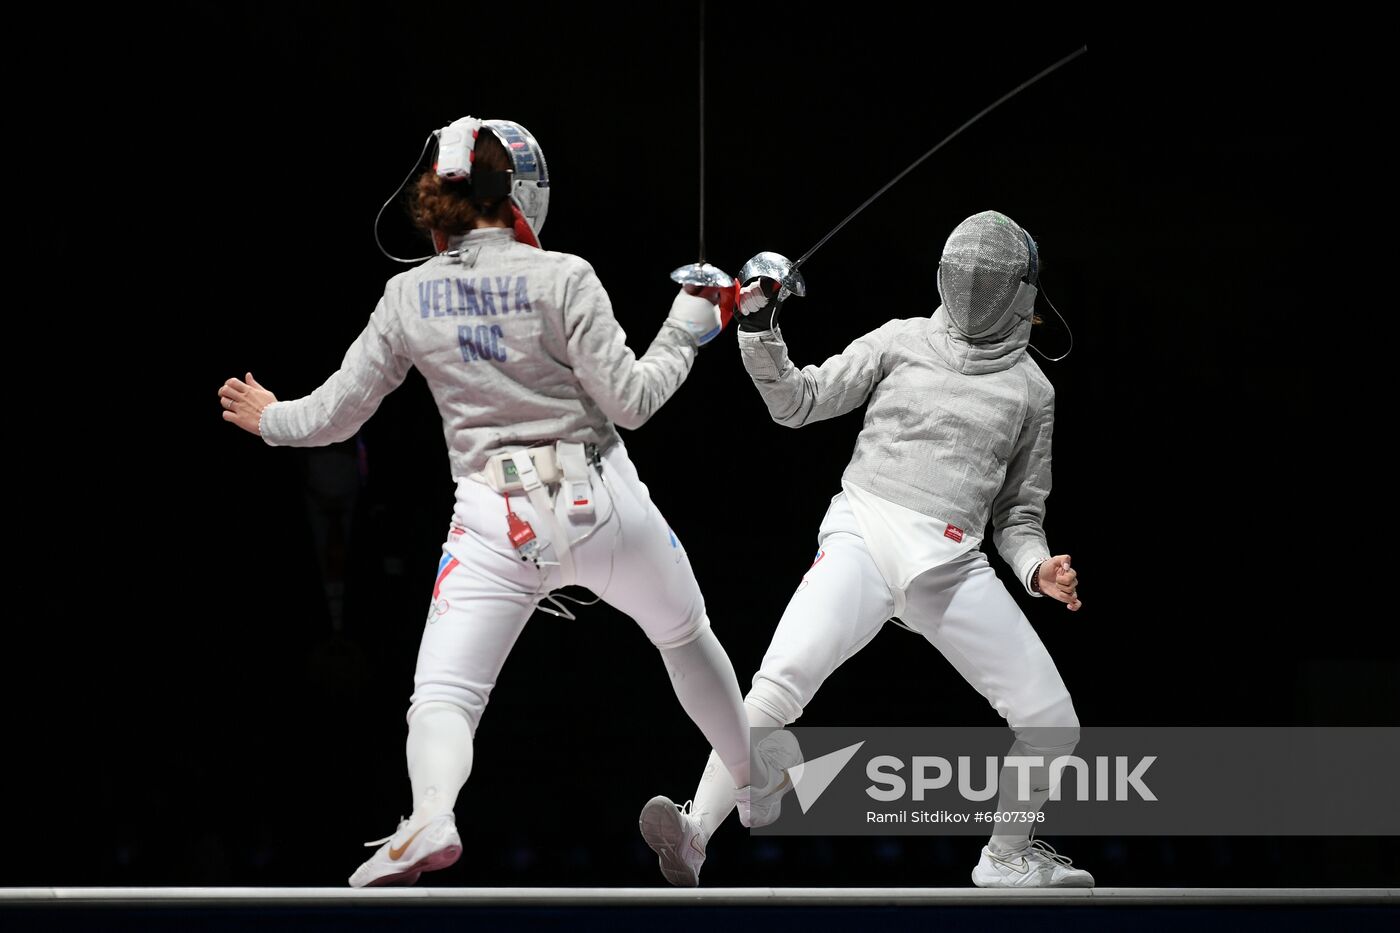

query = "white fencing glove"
[[667, 286, 725, 345]]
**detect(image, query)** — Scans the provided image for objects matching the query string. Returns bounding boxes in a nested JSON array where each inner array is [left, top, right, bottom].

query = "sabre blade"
[[793, 46, 1088, 271]]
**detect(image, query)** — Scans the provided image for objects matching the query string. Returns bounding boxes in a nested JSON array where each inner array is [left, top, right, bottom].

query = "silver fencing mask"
[[483, 119, 550, 247], [436, 116, 550, 248], [937, 211, 1039, 340]]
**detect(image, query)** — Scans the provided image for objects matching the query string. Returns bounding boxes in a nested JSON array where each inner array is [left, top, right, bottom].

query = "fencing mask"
[[936, 211, 1039, 340], [436, 116, 550, 248]]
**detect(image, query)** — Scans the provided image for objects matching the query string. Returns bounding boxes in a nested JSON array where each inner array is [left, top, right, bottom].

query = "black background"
[[10, 4, 1394, 889]]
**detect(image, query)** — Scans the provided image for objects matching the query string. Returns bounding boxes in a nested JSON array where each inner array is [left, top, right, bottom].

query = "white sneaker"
[[971, 839, 1095, 888], [638, 796, 708, 887], [348, 812, 462, 888], [737, 729, 803, 829]]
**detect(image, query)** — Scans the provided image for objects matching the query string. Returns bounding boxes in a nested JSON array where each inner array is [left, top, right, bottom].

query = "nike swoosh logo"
[[389, 826, 426, 860], [990, 852, 1030, 874]]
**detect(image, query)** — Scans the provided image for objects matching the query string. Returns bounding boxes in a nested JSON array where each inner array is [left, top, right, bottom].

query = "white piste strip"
[[0, 887, 1394, 906]]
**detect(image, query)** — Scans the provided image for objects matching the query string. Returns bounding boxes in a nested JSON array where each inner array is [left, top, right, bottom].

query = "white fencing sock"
[[988, 729, 1078, 856], [659, 624, 750, 789], [406, 701, 475, 823], [691, 703, 784, 838]]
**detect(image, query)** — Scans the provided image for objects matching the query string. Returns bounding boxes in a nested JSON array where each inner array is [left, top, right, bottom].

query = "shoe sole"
[[971, 867, 1095, 888], [356, 840, 463, 888], [638, 797, 699, 888]]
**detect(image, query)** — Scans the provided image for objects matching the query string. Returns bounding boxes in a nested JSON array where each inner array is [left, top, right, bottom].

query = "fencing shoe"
[[736, 729, 803, 829], [971, 839, 1095, 888], [348, 812, 461, 887], [639, 796, 708, 887]]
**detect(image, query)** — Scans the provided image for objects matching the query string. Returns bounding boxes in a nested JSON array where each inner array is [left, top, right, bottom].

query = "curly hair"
[[410, 129, 515, 236]]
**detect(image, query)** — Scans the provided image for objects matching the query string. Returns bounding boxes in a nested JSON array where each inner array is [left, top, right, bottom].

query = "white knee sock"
[[988, 729, 1078, 856], [658, 626, 751, 790], [691, 703, 784, 839], [988, 774, 1052, 856], [406, 701, 475, 822]]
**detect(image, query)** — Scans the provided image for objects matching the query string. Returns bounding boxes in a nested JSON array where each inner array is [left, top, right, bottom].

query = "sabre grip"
[[737, 277, 786, 333]]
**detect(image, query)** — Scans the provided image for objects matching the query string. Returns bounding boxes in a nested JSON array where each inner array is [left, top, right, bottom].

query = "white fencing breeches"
[[403, 441, 750, 816], [699, 493, 1078, 850]]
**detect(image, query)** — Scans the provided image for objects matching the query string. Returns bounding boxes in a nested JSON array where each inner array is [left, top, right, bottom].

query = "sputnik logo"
[[787, 741, 865, 813]]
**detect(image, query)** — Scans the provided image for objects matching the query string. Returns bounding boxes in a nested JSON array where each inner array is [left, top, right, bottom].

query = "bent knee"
[[407, 685, 488, 734], [649, 611, 710, 651], [746, 675, 805, 726], [1010, 693, 1080, 751]]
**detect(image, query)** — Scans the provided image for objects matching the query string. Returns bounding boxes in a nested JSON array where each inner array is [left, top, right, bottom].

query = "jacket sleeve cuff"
[[737, 328, 786, 379], [258, 401, 283, 447], [659, 318, 702, 351], [1024, 557, 1050, 597]]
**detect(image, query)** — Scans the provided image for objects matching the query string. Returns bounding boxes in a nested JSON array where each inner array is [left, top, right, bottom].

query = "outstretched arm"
[[219, 295, 412, 445], [736, 319, 894, 428], [563, 263, 707, 431]]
